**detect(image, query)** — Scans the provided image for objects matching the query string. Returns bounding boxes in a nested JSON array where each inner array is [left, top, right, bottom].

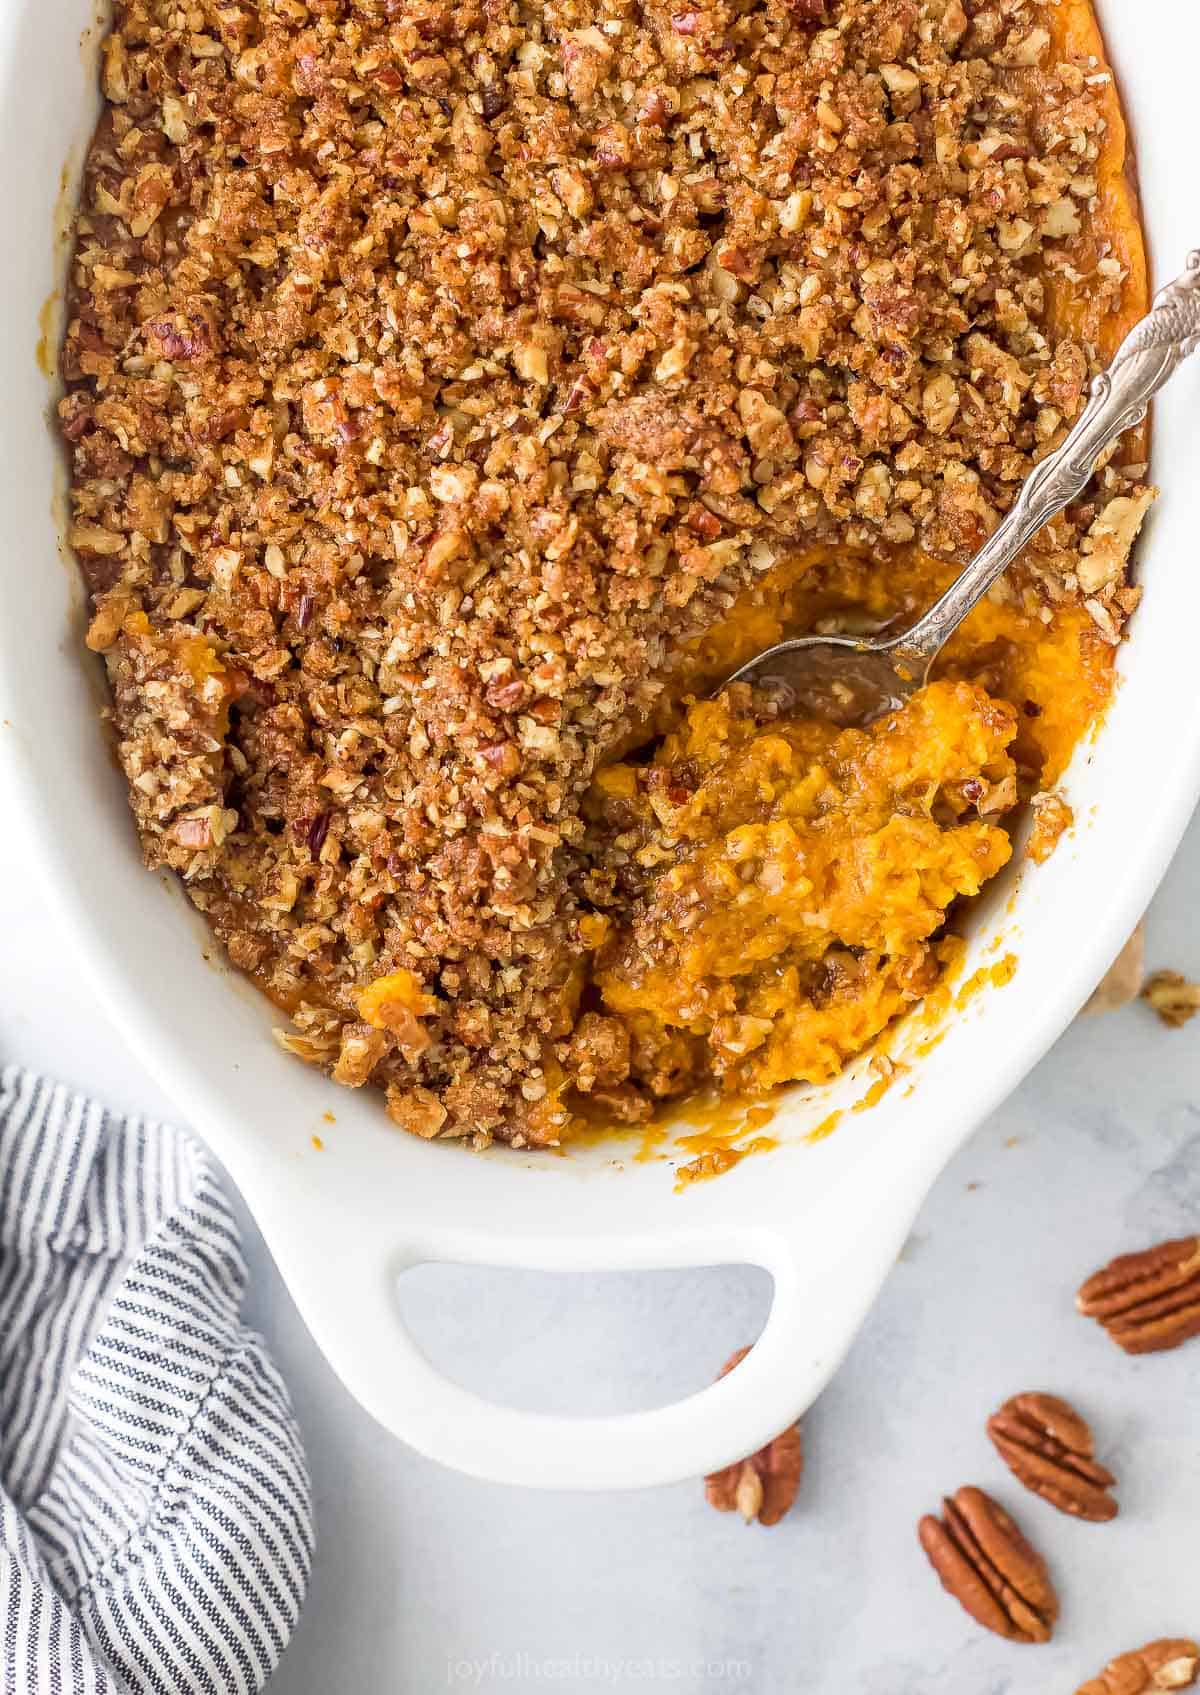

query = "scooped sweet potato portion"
[[582, 681, 1016, 1101]]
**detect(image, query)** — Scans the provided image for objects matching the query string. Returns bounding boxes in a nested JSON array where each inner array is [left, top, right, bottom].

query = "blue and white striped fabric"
[[0, 1065, 313, 1694]]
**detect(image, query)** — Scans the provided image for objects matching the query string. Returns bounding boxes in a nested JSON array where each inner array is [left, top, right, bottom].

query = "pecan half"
[[986, 1392, 1117, 1521], [1077, 1237, 1200, 1354], [918, 1486, 1058, 1643], [1075, 1639, 1200, 1695], [703, 1347, 803, 1526]]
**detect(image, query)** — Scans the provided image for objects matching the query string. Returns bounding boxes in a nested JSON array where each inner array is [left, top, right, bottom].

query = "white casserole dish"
[[4, 0, 1200, 1490]]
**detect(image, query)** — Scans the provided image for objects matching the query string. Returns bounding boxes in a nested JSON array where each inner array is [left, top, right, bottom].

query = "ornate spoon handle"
[[896, 250, 1200, 668]]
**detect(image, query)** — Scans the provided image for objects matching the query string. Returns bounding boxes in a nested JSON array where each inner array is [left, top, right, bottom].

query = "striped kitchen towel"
[[0, 1065, 313, 1694]]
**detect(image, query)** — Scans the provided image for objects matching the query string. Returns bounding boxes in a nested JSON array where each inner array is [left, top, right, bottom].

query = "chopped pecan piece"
[[1026, 790, 1073, 865], [1075, 1640, 1200, 1695], [917, 1486, 1057, 1643], [986, 1393, 1117, 1521], [1078, 489, 1156, 595], [332, 1022, 390, 1088], [85, 595, 131, 653], [565, 1012, 631, 1094], [385, 1083, 449, 1139], [704, 1348, 802, 1526], [1143, 971, 1200, 1029], [1077, 1237, 1200, 1354]]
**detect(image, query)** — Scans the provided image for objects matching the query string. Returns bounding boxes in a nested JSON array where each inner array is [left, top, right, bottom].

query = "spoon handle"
[[896, 249, 1200, 667]]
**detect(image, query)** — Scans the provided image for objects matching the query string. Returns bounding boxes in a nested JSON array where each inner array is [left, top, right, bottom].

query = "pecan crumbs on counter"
[[62, 0, 1150, 1145]]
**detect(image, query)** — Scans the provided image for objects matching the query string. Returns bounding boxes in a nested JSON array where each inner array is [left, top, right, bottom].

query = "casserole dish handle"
[[284, 1207, 913, 1490]]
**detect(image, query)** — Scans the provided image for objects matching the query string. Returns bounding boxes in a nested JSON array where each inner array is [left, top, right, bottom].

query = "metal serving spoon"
[[728, 251, 1200, 726]]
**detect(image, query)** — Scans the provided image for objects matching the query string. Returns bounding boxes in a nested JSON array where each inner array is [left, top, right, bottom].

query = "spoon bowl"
[[726, 632, 925, 727]]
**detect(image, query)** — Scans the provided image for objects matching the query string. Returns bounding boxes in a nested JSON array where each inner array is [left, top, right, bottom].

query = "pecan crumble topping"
[[62, 0, 1149, 1146]]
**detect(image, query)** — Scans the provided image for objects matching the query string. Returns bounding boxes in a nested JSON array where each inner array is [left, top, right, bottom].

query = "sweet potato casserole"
[[61, 0, 1150, 1147]]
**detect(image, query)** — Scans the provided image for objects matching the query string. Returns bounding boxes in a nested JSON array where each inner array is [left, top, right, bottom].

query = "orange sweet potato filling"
[[587, 681, 1016, 1098]]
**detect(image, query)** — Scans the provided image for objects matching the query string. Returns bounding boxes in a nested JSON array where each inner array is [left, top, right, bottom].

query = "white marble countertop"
[[4, 811, 1200, 1694]]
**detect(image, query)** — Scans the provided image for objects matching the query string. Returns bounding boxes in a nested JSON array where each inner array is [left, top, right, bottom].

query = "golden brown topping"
[[1143, 971, 1200, 1029], [1075, 1640, 1200, 1695], [917, 1486, 1058, 1643], [60, 0, 1149, 1143], [986, 1391, 1117, 1521], [1077, 1237, 1200, 1354], [703, 1347, 803, 1526]]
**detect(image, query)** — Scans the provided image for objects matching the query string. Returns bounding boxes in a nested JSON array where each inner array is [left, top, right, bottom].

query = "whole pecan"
[[987, 1392, 1117, 1521], [1075, 1639, 1200, 1695], [703, 1347, 803, 1526], [918, 1486, 1058, 1643], [1077, 1237, 1200, 1353]]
